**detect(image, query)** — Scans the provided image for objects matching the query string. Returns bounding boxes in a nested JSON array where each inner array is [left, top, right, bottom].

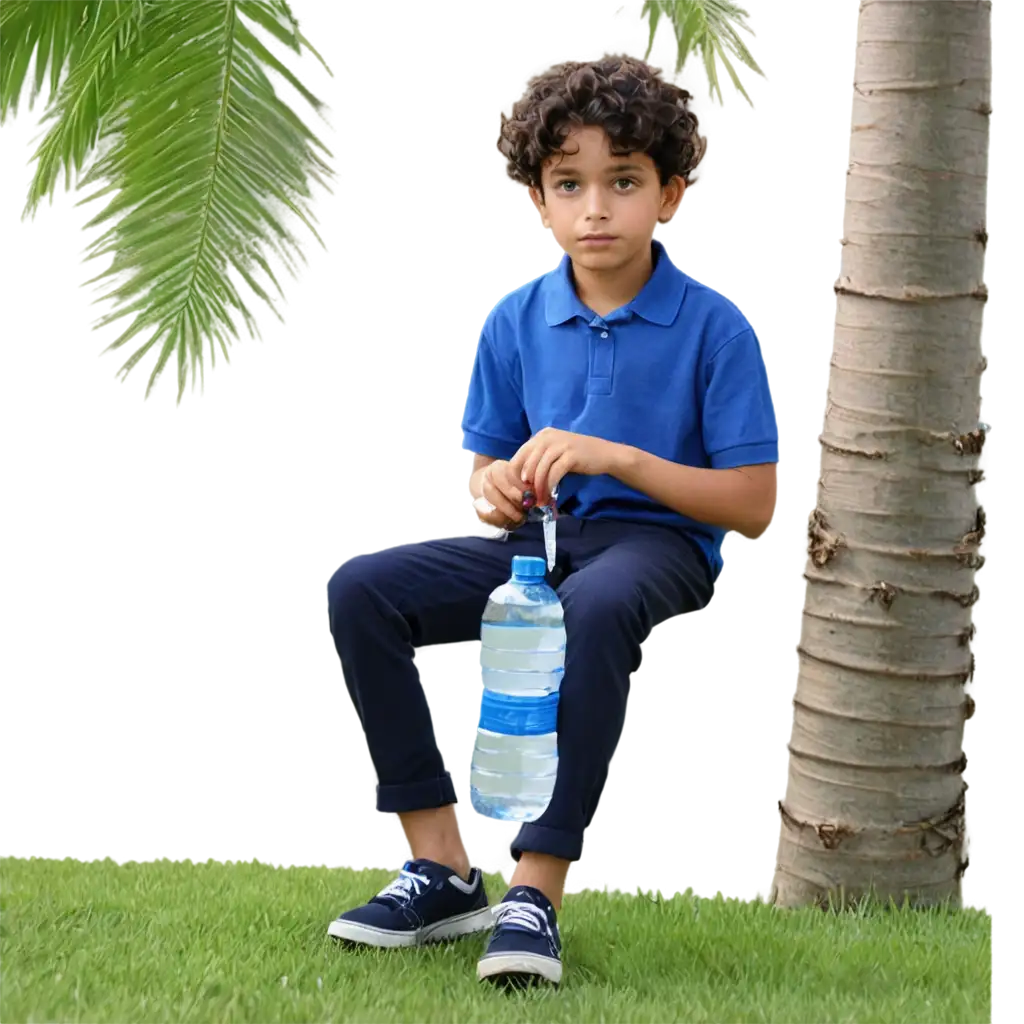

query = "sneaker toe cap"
[[339, 901, 418, 931]]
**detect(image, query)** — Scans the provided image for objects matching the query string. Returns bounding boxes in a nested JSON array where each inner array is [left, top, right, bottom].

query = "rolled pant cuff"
[[511, 823, 583, 862], [376, 773, 457, 813]]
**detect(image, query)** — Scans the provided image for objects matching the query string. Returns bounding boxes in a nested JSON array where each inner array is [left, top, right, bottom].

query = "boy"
[[325, 54, 777, 988]]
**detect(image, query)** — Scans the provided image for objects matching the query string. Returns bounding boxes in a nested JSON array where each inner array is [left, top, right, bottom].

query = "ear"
[[528, 188, 552, 230], [657, 176, 686, 224]]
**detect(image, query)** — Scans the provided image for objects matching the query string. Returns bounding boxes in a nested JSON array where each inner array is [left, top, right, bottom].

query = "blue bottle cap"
[[511, 555, 546, 579]]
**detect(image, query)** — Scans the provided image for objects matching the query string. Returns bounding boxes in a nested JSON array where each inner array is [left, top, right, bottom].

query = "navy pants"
[[326, 517, 714, 863]]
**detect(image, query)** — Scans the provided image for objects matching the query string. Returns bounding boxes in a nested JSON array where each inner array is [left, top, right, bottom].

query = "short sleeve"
[[461, 326, 530, 460], [702, 328, 779, 468]]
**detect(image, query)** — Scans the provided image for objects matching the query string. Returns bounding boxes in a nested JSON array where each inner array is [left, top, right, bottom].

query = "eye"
[[556, 181, 578, 193], [614, 178, 637, 190]]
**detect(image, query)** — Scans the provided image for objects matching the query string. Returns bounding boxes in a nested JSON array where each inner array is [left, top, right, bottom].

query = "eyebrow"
[[549, 162, 647, 178]]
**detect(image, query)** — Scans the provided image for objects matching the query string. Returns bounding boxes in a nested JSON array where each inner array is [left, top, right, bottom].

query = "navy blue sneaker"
[[327, 858, 492, 947], [477, 885, 562, 986]]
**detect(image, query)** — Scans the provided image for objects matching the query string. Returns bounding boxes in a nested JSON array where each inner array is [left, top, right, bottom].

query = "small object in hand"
[[471, 495, 512, 544], [541, 504, 557, 571], [473, 496, 497, 516], [522, 490, 537, 510]]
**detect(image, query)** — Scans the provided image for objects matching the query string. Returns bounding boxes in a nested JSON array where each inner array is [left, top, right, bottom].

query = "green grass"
[[1, 857, 989, 1023]]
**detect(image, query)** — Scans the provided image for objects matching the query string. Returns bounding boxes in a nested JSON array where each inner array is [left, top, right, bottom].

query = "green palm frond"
[[641, 0, 764, 105], [12, 1, 148, 215], [1, 0, 110, 122], [2, 0, 333, 403]]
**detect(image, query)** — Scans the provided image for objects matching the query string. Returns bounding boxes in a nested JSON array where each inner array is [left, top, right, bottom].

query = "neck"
[[571, 242, 655, 317]]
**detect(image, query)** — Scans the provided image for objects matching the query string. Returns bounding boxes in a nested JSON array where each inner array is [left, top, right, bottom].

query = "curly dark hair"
[[497, 54, 707, 193]]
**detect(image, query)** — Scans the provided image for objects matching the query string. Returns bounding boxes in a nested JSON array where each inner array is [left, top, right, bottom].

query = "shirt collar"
[[543, 239, 687, 327]]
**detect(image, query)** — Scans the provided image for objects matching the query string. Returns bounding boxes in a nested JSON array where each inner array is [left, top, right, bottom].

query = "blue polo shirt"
[[667, 247, 835, 468], [461, 240, 778, 579]]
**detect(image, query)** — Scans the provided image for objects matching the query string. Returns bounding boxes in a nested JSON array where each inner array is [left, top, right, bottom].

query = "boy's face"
[[529, 125, 685, 273]]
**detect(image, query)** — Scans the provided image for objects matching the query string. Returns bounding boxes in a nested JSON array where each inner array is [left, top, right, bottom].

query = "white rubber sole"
[[477, 951, 563, 986], [327, 905, 494, 947]]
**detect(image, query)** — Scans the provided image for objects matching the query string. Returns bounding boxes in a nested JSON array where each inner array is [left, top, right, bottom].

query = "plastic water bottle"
[[470, 555, 565, 821]]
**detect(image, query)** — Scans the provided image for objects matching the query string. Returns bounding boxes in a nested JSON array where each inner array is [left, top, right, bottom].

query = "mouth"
[[578, 235, 618, 245]]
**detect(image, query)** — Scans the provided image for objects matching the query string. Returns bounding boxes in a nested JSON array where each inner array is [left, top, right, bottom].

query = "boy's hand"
[[475, 459, 530, 529], [511, 428, 621, 506]]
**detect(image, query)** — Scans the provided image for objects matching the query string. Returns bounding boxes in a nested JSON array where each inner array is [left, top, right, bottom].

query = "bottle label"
[[478, 690, 559, 736]]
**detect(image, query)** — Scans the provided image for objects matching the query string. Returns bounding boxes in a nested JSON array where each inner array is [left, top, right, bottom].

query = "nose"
[[583, 185, 610, 222]]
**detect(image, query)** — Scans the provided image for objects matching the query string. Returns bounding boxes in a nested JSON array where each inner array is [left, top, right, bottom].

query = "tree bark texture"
[[772, 0, 990, 909]]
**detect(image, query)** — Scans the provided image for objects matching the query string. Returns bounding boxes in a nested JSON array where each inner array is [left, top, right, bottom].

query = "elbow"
[[739, 503, 775, 540], [742, 520, 769, 540], [738, 475, 776, 539]]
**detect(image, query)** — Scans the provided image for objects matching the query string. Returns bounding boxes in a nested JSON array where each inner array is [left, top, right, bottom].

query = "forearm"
[[469, 454, 498, 501], [609, 444, 775, 538]]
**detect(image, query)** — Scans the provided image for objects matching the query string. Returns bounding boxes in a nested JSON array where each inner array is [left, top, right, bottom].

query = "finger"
[[545, 454, 573, 503], [483, 491, 522, 525], [471, 499, 520, 532], [488, 474, 525, 520], [482, 474, 523, 523], [471, 497, 499, 528], [477, 505, 516, 528], [509, 442, 533, 480], [521, 443, 548, 489], [492, 463, 525, 507], [533, 444, 567, 505]]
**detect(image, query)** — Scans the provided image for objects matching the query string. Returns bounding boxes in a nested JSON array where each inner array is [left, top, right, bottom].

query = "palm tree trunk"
[[772, 0, 990, 909]]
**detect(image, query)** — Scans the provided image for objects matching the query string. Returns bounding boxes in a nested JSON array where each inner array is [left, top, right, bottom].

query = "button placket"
[[587, 319, 614, 396]]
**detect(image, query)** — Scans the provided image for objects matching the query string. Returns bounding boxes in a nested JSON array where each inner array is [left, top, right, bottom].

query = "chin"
[[570, 246, 628, 270]]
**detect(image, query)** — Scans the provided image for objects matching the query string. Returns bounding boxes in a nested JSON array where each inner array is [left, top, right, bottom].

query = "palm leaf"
[[641, 0, 763, 105], [18, 1, 148, 216], [3, 0, 333, 403], [1, 0, 92, 121], [96, 0, 331, 399]]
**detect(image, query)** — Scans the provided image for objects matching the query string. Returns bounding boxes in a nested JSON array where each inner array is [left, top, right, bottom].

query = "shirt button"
[[600, 331, 609, 338]]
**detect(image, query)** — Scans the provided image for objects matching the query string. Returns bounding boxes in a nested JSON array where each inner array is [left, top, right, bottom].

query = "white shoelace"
[[376, 868, 430, 903], [493, 900, 550, 936]]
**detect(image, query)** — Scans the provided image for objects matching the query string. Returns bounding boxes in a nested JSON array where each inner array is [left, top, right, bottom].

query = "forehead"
[[542, 125, 654, 175]]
